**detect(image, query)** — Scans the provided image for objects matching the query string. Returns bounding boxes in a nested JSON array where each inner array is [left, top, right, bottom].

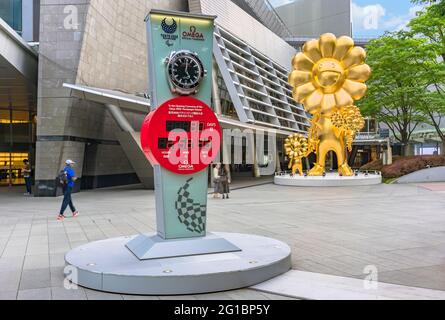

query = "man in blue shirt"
[[58, 160, 79, 221]]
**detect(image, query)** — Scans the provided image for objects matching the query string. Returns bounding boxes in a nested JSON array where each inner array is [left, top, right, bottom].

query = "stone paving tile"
[[49, 243, 71, 255], [0, 256, 24, 271], [51, 287, 87, 300], [23, 255, 50, 270], [19, 268, 51, 290], [0, 291, 17, 300], [49, 253, 67, 268], [294, 259, 354, 277], [397, 265, 445, 283], [2, 245, 27, 258], [377, 270, 445, 291], [6, 237, 28, 246], [0, 270, 22, 291], [17, 288, 51, 300], [50, 267, 67, 288]]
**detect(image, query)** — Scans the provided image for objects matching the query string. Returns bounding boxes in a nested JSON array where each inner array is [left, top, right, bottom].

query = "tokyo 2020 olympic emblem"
[[161, 17, 177, 34]]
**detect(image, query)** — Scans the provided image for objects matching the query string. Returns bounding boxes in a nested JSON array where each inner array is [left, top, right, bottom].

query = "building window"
[[0, 0, 22, 34]]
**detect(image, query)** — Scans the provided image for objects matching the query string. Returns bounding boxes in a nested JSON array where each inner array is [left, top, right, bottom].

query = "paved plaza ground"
[[0, 179, 445, 300]]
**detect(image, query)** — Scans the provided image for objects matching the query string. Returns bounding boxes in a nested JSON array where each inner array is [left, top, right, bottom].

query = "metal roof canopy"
[[63, 83, 150, 114]]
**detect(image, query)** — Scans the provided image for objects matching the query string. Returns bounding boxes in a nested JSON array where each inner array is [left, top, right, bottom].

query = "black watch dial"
[[167, 51, 205, 94]]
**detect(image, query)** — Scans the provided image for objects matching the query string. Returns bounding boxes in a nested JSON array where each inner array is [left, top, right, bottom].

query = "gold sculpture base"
[[274, 172, 382, 187]]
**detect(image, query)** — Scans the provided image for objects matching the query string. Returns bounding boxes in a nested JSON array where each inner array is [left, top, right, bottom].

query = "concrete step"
[[252, 270, 445, 300]]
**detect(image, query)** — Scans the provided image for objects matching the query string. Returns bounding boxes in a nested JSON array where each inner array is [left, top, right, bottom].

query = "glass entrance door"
[[0, 107, 35, 187], [0, 152, 29, 186]]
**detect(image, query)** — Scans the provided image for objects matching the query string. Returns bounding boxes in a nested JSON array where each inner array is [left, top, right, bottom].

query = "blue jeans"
[[60, 185, 76, 215], [24, 177, 32, 194]]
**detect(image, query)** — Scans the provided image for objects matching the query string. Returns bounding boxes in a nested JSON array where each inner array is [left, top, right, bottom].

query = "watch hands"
[[185, 60, 190, 78]]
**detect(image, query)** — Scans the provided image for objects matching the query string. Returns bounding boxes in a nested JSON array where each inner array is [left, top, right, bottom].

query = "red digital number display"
[[140, 96, 222, 175]]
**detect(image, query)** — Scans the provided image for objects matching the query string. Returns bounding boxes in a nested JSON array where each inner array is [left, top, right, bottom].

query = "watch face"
[[168, 51, 205, 94]]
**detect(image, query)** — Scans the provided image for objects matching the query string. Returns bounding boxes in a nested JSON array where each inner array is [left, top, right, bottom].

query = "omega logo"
[[182, 26, 205, 41]]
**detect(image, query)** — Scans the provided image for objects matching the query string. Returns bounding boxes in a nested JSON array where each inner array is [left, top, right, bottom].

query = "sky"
[[351, 0, 424, 37], [269, 0, 425, 38]]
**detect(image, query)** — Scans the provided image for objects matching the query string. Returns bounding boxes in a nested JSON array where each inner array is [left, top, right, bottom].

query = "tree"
[[358, 31, 429, 155], [408, 2, 445, 153], [411, 0, 445, 14]]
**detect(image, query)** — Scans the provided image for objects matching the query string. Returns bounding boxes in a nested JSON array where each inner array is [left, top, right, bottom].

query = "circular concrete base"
[[65, 232, 291, 295], [274, 172, 382, 187]]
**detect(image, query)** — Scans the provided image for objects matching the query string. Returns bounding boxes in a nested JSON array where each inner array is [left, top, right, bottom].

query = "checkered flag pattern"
[[175, 178, 206, 234]]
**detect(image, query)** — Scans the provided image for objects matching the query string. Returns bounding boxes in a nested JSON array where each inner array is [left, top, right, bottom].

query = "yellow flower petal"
[[343, 80, 368, 100], [303, 39, 322, 63], [335, 88, 354, 107], [342, 47, 366, 69], [293, 82, 316, 103], [319, 33, 337, 58], [321, 94, 336, 113], [333, 36, 355, 61], [289, 70, 312, 88], [292, 52, 314, 72], [347, 64, 371, 83], [305, 89, 323, 111]]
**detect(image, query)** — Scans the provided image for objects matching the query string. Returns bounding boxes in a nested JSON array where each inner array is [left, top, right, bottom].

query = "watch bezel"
[[166, 50, 206, 96]]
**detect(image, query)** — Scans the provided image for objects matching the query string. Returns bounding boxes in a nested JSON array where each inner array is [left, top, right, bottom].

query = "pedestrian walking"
[[57, 160, 79, 221], [219, 165, 231, 200], [213, 164, 222, 199], [23, 159, 32, 196]]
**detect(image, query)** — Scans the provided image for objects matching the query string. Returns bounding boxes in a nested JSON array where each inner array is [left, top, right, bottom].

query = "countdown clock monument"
[[64, 10, 291, 295]]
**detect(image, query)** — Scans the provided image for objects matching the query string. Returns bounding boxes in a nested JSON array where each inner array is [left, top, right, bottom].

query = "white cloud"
[[352, 2, 386, 31], [352, 2, 427, 35], [383, 4, 424, 31]]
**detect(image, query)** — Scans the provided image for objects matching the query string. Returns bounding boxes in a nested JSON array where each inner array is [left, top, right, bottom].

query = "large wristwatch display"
[[165, 50, 206, 96]]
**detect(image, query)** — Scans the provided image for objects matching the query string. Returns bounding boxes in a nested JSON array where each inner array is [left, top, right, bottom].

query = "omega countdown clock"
[[165, 50, 206, 96]]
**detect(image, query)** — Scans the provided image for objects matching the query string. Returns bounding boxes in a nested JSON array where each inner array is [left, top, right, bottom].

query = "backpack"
[[57, 170, 68, 186]]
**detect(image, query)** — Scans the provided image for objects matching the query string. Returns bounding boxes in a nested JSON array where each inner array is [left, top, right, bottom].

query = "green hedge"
[[360, 155, 445, 179]]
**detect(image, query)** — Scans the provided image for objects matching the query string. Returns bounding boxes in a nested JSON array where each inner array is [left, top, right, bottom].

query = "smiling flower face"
[[289, 33, 371, 114]]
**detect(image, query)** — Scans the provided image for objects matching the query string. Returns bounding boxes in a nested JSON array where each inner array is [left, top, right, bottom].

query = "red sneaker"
[[57, 215, 65, 221], [72, 211, 79, 218]]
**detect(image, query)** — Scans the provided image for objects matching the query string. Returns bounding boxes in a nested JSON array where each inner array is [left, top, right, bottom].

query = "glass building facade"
[[0, 108, 36, 187], [0, 0, 22, 34]]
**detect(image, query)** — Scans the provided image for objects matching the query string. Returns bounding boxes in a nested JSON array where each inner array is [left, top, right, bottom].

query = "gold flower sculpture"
[[331, 106, 365, 152], [288, 33, 370, 176], [285, 134, 311, 176]]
